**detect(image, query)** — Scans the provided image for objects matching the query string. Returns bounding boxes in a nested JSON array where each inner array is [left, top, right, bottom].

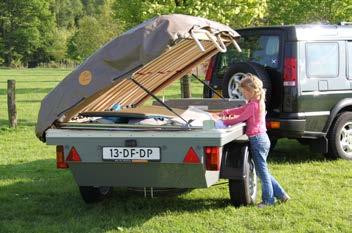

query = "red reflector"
[[56, 145, 68, 169], [284, 57, 297, 86], [183, 147, 200, 164], [67, 147, 81, 162], [204, 146, 220, 171]]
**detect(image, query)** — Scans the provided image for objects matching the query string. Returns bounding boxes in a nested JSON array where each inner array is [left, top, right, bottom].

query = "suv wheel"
[[328, 112, 352, 160], [222, 62, 272, 108], [79, 186, 112, 203]]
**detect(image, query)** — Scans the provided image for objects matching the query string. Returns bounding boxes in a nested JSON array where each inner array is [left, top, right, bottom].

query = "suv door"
[[298, 41, 351, 131]]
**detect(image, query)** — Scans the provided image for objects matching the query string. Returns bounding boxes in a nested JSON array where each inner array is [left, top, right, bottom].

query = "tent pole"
[[130, 78, 191, 127]]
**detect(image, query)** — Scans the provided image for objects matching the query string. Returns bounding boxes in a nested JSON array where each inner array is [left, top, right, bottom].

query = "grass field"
[[0, 68, 351, 233]]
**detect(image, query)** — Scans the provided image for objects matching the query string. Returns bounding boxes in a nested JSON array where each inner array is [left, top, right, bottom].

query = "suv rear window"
[[216, 35, 280, 76]]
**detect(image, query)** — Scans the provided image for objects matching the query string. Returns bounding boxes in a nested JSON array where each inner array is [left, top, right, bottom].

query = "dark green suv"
[[204, 24, 352, 160]]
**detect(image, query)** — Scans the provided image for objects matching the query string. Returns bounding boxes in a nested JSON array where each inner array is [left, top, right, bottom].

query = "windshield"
[[217, 34, 280, 76]]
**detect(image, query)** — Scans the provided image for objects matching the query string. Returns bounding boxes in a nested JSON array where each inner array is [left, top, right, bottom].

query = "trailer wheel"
[[79, 186, 112, 203], [226, 145, 257, 207]]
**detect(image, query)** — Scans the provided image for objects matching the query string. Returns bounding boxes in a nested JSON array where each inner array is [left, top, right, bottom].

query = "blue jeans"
[[249, 133, 286, 205]]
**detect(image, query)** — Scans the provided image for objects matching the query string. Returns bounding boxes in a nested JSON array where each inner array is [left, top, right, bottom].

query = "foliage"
[[1, 0, 352, 67], [0, 0, 55, 67], [68, 0, 120, 61], [51, 0, 83, 29], [82, 0, 107, 16], [113, 0, 267, 31], [265, 0, 352, 25], [47, 29, 72, 61]]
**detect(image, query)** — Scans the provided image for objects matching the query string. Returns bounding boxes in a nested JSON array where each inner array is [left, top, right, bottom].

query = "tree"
[[51, 0, 83, 29], [47, 29, 72, 61], [68, 0, 120, 61], [265, 0, 352, 25], [0, 0, 55, 66], [113, 0, 268, 31], [81, 0, 106, 16]]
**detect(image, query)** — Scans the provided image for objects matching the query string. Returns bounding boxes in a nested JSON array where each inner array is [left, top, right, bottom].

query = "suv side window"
[[348, 42, 352, 79], [306, 42, 339, 77]]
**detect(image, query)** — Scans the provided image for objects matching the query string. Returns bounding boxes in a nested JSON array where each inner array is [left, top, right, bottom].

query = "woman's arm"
[[221, 105, 246, 116], [222, 102, 254, 126]]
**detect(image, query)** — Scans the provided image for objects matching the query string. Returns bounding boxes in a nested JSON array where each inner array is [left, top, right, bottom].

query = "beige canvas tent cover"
[[36, 14, 240, 141]]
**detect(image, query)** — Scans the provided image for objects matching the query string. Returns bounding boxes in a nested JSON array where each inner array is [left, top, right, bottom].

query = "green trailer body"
[[46, 122, 246, 188]]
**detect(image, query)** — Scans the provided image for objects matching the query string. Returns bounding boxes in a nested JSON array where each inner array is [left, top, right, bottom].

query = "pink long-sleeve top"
[[222, 99, 266, 137]]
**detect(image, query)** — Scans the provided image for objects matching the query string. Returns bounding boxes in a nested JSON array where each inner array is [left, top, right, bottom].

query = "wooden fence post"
[[180, 75, 191, 98], [7, 80, 17, 128]]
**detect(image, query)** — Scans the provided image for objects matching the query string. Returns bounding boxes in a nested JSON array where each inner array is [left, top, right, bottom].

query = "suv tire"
[[222, 62, 272, 109], [79, 186, 112, 203], [328, 112, 352, 160]]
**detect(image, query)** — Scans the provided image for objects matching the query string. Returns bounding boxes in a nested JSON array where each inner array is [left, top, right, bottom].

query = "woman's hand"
[[211, 113, 221, 120], [217, 111, 226, 118]]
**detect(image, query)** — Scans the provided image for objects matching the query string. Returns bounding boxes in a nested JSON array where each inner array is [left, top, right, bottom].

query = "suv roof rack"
[[339, 22, 352, 25]]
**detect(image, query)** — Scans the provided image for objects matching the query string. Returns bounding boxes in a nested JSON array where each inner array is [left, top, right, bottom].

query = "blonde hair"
[[239, 73, 266, 113]]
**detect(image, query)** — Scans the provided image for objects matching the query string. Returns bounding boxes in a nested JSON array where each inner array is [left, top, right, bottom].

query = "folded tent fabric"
[[35, 14, 240, 142]]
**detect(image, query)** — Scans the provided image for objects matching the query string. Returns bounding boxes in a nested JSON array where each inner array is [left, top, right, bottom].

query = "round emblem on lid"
[[79, 70, 92, 86]]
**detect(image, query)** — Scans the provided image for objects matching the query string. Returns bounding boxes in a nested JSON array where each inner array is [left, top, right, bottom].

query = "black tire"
[[222, 62, 272, 109], [79, 186, 113, 203], [228, 145, 257, 207], [326, 112, 352, 160]]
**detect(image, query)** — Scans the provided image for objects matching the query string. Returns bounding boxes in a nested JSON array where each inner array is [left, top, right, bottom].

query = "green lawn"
[[0, 68, 351, 233]]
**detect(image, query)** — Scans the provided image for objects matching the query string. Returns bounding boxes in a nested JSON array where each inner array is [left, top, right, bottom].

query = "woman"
[[215, 73, 290, 207]]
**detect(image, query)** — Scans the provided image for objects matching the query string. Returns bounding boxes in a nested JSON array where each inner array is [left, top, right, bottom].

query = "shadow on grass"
[[0, 159, 230, 232], [0, 139, 338, 232], [0, 88, 53, 95], [269, 139, 327, 164]]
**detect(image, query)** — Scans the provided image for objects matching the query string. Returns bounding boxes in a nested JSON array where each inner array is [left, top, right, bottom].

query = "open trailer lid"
[[36, 14, 240, 141]]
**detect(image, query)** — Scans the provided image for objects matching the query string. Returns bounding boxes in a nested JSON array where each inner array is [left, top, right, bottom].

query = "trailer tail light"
[[205, 57, 215, 81], [283, 57, 297, 86], [56, 145, 68, 169], [183, 147, 200, 164], [204, 146, 220, 171], [66, 147, 81, 162]]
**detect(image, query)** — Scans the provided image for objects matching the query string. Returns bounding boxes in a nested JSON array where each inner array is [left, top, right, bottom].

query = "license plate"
[[102, 147, 160, 161]]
